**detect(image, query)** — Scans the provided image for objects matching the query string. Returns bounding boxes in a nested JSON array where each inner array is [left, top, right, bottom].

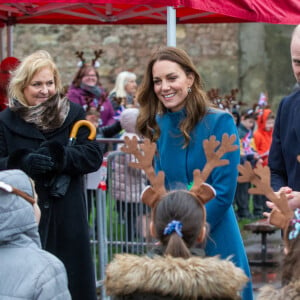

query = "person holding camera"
[[0, 50, 102, 300]]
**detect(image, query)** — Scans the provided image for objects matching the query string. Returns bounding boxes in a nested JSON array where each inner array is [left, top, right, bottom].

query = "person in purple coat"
[[67, 64, 116, 127]]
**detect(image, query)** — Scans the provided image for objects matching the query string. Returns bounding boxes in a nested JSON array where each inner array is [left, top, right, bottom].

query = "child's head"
[[231, 108, 240, 126], [121, 134, 236, 259], [120, 108, 139, 134], [240, 108, 256, 130], [265, 113, 275, 131], [150, 190, 207, 258]]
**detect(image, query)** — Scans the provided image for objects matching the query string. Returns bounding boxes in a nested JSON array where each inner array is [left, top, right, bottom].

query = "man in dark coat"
[[269, 25, 300, 194]]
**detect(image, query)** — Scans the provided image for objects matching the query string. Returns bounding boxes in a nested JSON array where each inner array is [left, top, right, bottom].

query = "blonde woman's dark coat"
[[0, 100, 102, 300]]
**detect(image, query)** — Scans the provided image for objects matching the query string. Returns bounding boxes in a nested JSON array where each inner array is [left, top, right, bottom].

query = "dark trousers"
[[253, 194, 270, 217], [234, 182, 251, 218]]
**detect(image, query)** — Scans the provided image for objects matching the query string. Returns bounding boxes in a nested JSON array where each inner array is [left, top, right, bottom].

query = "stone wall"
[[4, 23, 297, 110], [11, 23, 239, 95], [239, 23, 295, 109]]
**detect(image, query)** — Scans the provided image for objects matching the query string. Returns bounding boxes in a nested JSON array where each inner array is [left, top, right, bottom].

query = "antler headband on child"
[[238, 161, 295, 247], [75, 49, 104, 68], [0, 181, 35, 205], [120, 133, 238, 209]]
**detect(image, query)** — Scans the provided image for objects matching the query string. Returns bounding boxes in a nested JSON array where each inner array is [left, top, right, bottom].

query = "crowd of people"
[[1, 24, 300, 300]]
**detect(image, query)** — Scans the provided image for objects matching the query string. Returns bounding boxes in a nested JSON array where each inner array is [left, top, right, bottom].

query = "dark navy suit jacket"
[[269, 89, 300, 191]]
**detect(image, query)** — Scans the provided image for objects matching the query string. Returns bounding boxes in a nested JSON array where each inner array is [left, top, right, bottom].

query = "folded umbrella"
[[50, 120, 97, 198]]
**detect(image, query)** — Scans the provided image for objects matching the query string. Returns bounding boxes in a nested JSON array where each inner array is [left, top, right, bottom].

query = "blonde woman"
[[109, 71, 138, 118], [0, 50, 102, 300]]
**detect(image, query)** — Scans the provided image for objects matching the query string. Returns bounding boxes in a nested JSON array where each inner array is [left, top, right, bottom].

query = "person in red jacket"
[[0, 57, 20, 111], [253, 107, 275, 217], [254, 108, 275, 166]]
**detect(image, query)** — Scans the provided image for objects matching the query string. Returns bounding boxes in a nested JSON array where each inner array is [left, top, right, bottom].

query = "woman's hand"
[[264, 187, 300, 215], [21, 153, 54, 176]]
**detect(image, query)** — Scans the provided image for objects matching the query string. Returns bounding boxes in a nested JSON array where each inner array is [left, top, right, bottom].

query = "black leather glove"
[[21, 153, 54, 176]]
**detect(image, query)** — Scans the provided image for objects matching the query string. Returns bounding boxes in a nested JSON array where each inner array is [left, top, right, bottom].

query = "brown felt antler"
[[200, 134, 238, 182], [238, 161, 294, 240], [121, 136, 166, 208], [91, 49, 103, 67], [121, 133, 238, 208], [75, 51, 85, 65], [189, 133, 238, 203], [207, 88, 240, 112]]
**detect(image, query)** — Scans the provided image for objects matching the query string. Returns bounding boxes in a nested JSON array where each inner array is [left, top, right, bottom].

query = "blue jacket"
[[155, 108, 253, 300], [0, 169, 71, 300], [269, 89, 300, 191]]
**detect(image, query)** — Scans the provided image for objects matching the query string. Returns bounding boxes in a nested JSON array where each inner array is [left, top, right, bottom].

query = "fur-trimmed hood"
[[105, 254, 248, 300], [257, 279, 300, 300]]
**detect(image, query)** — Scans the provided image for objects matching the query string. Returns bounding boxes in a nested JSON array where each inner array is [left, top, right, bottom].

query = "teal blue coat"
[[155, 108, 253, 300]]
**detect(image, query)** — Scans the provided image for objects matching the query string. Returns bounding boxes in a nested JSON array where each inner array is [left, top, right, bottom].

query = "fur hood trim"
[[105, 254, 248, 299], [257, 280, 300, 300]]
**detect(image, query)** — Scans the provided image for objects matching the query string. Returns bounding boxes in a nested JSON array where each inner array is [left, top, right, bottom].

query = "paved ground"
[[242, 226, 283, 299]]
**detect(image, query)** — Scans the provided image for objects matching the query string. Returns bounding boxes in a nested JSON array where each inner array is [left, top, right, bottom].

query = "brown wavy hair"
[[136, 46, 211, 147]]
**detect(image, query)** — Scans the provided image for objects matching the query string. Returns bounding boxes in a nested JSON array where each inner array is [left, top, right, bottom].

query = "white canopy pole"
[[167, 6, 176, 46]]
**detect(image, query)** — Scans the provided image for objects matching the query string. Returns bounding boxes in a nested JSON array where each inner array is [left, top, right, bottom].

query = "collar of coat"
[[105, 254, 248, 299]]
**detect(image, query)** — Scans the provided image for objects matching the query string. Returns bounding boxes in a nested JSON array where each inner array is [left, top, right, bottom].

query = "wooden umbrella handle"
[[70, 120, 97, 141]]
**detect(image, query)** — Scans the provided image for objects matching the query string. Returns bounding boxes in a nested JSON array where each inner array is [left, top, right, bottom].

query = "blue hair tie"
[[289, 208, 300, 240], [163, 220, 183, 237]]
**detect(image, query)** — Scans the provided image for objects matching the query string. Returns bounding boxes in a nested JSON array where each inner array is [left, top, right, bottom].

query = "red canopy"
[[0, 0, 300, 25]]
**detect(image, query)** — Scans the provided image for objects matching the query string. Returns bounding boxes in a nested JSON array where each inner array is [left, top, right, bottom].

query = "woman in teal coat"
[[136, 46, 253, 300]]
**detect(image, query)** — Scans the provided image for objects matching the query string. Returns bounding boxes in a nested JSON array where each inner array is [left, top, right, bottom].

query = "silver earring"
[[188, 87, 192, 93]]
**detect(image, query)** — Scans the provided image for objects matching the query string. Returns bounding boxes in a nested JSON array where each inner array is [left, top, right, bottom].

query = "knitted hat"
[[120, 108, 139, 134]]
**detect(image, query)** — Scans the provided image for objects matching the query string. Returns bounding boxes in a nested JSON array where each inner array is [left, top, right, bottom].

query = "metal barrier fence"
[[85, 139, 155, 299]]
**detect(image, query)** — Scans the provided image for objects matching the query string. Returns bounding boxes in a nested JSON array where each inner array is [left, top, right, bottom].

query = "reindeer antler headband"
[[121, 133, 238, 209], [238, 161, 294, 247], [0, 181, 35, 205], [75, 49, 104, 68], [207, 88, 240, 112]]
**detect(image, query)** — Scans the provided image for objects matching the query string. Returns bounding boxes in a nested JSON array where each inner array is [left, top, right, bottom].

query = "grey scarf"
[[10, 93, 70, 132]]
